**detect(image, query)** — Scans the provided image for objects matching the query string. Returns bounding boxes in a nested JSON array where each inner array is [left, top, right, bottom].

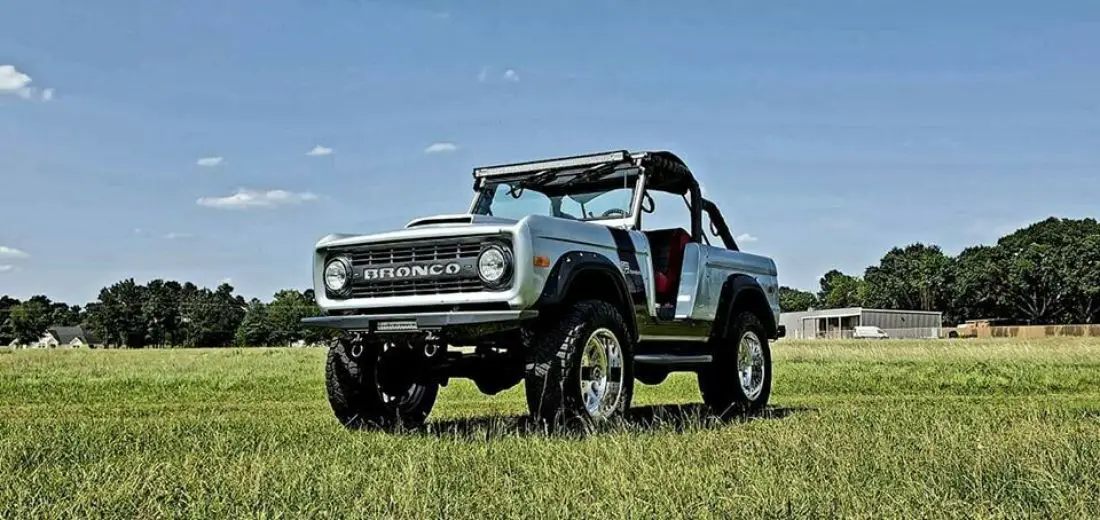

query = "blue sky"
[[1, 0, 1098, 304]]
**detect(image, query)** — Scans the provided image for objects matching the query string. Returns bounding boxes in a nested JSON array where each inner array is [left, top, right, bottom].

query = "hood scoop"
[[405, 213, 518, 228]]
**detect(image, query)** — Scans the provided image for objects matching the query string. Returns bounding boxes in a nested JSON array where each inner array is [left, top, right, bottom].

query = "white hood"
[[315, 213, 521, 249], [405, 213, 519, 229]]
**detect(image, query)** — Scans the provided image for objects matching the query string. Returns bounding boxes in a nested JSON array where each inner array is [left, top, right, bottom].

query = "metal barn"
[[778, 307, 943, 340]]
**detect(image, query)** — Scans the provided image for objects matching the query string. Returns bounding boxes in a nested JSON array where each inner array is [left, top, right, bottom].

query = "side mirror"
[[641, 192, 655, 213]]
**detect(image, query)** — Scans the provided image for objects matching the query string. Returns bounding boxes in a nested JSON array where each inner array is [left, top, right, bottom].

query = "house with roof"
[[13, 326, 102, 348]]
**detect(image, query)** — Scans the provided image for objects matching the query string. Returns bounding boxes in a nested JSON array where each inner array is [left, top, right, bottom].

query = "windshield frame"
[[469, 166, 648, 228]]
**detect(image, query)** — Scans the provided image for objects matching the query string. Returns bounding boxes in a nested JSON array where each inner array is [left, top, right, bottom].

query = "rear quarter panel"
[[677, 244, 780, 323]]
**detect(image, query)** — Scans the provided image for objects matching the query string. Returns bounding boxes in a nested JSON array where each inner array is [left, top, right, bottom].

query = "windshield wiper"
[[513, 169, 559, 189], [559, 163, 617, 189]]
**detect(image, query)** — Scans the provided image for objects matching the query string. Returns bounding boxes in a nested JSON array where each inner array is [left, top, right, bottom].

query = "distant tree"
[[863, 243, 953, 312], [817, 269, 845, 303], [47, 301, 83, 327], [266, 289, 325, 345], [946, 217, 1100, 325], [180, 283, 246, 347], [1002, 243, 1068, 324], [86, 279, 147, 347], [142, 279, 183, 346], [817, 270, 866, 308], [2, 295, 82, 345], [235, 298, 272, 347], [991, 218, 1100, 324], [950, 245, 1008, 323], [1062, 235, 1100, 323], [7, 298, 52, 345], [778, 286, 817, 312], [998, 217, 1100, 251], [0, 295, 21, 345]]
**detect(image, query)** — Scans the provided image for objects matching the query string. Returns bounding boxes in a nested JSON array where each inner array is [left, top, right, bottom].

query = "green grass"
[[1, 338, 1099, 519]]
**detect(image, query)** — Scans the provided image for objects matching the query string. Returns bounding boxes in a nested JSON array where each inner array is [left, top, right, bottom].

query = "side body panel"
[[680, 244, 780, 326], [526, 215, 655, 318]]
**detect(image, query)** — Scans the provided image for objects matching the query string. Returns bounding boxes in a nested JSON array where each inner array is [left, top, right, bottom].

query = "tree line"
[[778, 217, 1100, 325], [1, 279, 332, 347], [3, 216, 1098, 345]]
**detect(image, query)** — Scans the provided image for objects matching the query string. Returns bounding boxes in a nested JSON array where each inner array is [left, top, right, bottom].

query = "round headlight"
[[477, 245, 510, 285], [324, 258, 350, 292]]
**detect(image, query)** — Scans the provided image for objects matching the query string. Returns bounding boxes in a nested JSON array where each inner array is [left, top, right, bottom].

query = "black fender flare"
[[535, 251, 639, 340], [712, 274, 779, 340]]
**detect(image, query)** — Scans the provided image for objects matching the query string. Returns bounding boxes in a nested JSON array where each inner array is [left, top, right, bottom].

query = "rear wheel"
[[698, 311, 772, 418], [325, 337, 439, 429], [524, 300, 634, 426]]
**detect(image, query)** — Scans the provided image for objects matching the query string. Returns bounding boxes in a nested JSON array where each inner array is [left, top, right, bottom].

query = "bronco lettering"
[[361, 262, 462, 281]]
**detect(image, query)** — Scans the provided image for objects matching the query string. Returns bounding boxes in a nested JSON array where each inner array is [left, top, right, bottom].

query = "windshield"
[[475, 182, 636, 222]]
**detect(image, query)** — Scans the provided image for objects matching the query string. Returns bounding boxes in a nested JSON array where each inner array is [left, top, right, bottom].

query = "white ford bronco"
[[303, 150, 784, 428]]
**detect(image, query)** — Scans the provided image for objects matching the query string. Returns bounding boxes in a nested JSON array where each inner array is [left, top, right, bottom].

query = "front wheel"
[[325, 337, 439, 429], [698, 311, 772, 418], [524, 300, 634, 426]]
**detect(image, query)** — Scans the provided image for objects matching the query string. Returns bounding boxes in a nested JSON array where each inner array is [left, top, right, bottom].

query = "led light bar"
[[473, 150, 629, 178], [376, 320, 419, 333]]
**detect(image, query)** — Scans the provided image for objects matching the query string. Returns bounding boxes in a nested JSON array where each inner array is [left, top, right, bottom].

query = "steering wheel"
[[600, 208, 629, 218]]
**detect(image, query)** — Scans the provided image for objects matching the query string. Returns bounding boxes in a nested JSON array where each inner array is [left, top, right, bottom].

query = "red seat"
[[646, 228, 691, 304]]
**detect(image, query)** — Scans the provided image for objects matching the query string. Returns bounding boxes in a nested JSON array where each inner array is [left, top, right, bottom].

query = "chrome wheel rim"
[[579, 328, 624, 419], [737, 331, 766, 400]]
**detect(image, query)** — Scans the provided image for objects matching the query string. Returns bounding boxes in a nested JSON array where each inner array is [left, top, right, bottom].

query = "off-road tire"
[[698, 311, 772, 418], [325, 339, 438, 429], [524, 300, 634, 426]]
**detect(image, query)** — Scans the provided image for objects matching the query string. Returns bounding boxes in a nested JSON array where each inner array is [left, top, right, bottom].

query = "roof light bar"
[[473, 150, 629, 178]]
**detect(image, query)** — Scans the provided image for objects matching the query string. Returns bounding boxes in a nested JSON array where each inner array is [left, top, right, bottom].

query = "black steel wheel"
[[325, 336, 439, 429]]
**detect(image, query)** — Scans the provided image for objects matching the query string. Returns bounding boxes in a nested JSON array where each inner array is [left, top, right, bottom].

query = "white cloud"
[[196, 156, 224, 167], [424, 142, 458, 154], [735, 233, 759, 243], [40, 88, 54, 101], [0, 65, 33, 97], [0, 246, 29, 259], [218, 277, 233, 285], [197, 188, 319, 210], [306, 145, 333, 156], [163, 232, 193, 240], [478, 67, 520, 83], [0, 265, 13, 273]]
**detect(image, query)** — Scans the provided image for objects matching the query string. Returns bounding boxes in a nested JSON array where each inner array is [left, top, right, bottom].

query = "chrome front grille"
[[350, 278, 484, 298], [333, 236, 501, 299], [347, 240, 483, 266]]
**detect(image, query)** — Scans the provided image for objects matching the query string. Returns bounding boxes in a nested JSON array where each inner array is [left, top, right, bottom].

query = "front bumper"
[[300, 310, 539, 332]]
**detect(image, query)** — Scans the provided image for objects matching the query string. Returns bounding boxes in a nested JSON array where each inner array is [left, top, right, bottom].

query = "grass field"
[[2, 338, 1099, 519]]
